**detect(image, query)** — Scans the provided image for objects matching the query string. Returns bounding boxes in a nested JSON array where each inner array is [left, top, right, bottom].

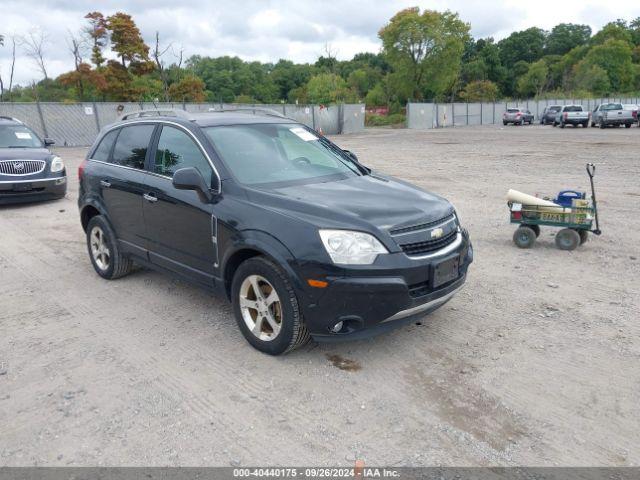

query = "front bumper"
[[295, 230, 473, 341], [0, 176, 67, 204]]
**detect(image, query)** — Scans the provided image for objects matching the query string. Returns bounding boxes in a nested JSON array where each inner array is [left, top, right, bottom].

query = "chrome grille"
[[0, 160, 46, 176], [399, 229, 458, 256]]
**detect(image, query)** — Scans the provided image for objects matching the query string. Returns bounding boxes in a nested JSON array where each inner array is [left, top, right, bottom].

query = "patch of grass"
[[365, 112, 406, 127]]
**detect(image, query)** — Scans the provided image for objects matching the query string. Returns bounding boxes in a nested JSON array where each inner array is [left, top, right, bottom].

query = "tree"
[[459, 80, 499, 101], [84, 12, 108, 68], [168, 75, 206, 102], [364, 83, 387, 106], [379, 7, 470, 100], [517, 60, 549, 97], [570, 62, 611, 95], [106, 12, 150, 68], [591, 21, 633, 45], [20, 30, 49, 80], [545, 24, 591, 55], [582, 39, 634, 92], [498, 27, 546, 67], [306, 73, 348, 104], [153, 31, 172, 102]]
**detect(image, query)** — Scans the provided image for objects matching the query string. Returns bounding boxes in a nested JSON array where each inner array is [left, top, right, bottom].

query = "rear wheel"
[[86, 215, 133, 279], [591, 121, 596, 127], [625, 123, 631, 128], [600, 122, 606, 129], [582, 122, 589, 128], [578, 230, 589, 244], [559, 122, 565, 129], [555, 228, 580, 251], [503, 121, 508, 126], [513, 226, 536, 249], [231, 256, 310, 355]]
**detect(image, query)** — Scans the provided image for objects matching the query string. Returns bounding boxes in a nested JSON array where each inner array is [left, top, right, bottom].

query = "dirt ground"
[[0, 124, 638, 467]]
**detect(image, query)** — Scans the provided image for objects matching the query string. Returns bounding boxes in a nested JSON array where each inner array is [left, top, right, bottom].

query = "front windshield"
[[204, 123, 361, 186], [0, 125, 43, 148]]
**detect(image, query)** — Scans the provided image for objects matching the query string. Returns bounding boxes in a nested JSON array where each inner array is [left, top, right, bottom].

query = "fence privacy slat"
[[0, 102, 365, 146]]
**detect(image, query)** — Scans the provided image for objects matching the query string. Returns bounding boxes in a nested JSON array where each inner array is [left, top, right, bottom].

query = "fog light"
[[330, 321, 344, 333]]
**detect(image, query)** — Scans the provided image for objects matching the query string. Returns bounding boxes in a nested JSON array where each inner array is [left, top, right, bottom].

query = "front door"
[[142, 124, 219, 286]]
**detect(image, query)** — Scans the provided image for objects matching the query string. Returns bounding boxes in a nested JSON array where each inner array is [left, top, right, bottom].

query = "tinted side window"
[[92, 129, 118, 162], [154, 126, 211, 177], [111, 125, 155, 169]]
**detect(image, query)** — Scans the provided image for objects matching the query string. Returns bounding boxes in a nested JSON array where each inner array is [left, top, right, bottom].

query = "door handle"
[[100, 180, 111, 188], [143, 193, 158, 203]]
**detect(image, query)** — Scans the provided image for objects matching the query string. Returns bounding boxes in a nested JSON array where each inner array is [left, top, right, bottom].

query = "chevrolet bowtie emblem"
[[431, 227, 444, 239]]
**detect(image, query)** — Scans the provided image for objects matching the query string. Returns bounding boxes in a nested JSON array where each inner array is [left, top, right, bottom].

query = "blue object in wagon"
[[555, 190, 585, 207]]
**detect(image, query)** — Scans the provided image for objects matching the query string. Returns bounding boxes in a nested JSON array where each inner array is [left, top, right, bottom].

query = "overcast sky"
[[1, 0, 640, 87]]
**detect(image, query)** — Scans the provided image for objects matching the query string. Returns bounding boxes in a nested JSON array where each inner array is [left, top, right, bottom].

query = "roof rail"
[[207, 106, 288, 119], [119, 109, 193, 121], [0, 116, 22, 123]]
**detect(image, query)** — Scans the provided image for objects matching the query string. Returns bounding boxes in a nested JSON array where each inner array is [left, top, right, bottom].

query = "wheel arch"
[[221, 230, 300, 301], [80, 200, 108, 232]]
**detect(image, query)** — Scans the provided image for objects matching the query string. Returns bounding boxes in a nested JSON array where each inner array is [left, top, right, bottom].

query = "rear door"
[[142, 124, 219, 286], [97, 124, 156, 257]]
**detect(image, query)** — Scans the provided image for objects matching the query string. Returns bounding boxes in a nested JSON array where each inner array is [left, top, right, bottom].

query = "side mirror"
[[172, 167, 218, 203], [44, 138, 55, 147]]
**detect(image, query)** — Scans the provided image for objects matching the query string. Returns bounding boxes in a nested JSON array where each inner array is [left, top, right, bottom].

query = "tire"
[[525, 224, 541, 237], [86, 215, 133, 279], [591, 121, 596, 127], [553, 121, 557, 127], [578, 230, 589, 245], [503, 121, 508, 126], [559, 122, 565, 129], [625, 123, 631, 128], [513, 226, 536, 249], [600, 122, 606, 129], [555, 228, 581, 251], [582, 122, 588, 128], [231, 256, 310, 355]]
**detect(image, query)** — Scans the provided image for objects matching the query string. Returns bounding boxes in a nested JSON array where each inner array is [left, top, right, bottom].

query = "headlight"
[[319, 229, 388, 265], [50, 156, 65, 173]]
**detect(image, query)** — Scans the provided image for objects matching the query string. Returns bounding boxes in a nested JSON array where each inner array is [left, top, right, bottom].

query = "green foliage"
[[582, 39, 634, 92], [365, 113, 406, 127], [379, 7, 470, 100], [517, 60, 549, 97], [498, 27, 546, 67], [546, 24, 591, 55], [460, 80, 499, 101], [306, 73, 349, 104]]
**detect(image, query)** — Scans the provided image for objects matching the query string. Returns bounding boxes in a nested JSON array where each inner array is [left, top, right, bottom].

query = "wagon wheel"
[[578, 230, 588, 245], [513, 226, 536, 249], [555, 228, 580, 251], [524, 224, 541, 237]]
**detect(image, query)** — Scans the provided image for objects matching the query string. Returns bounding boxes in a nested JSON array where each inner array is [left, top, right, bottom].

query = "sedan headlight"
[[319, 229, 388, 265], [50, 156, 65, 173]]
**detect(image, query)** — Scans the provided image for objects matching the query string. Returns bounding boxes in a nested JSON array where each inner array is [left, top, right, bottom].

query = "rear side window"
[[564, 106, 583, 112], [111, 125, 155, 170], [154, 126, 212, 177], [92, 129, 118, 162], [507, 109, 520, 113]]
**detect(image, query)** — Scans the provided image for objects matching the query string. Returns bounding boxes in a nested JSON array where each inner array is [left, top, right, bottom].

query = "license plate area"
[[12, 183, 32, 192], [432, 255, 460, 288]]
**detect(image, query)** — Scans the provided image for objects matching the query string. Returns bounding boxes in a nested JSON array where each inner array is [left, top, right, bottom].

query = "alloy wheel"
[[90, 226, 110, 271], [239, 275, 282, 341]]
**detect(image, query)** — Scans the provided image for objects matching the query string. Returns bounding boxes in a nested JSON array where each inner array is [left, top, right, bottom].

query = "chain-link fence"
[[407, 97, 640, 129], [0, 102, 365, 146]]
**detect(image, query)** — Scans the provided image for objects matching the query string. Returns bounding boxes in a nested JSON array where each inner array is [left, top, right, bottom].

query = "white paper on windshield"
[[15, 132, 32, 139], [290, 127, 318, 142]]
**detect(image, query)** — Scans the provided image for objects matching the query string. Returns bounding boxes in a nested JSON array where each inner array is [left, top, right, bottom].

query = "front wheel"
[[231, 256, 310, 355], [555, 228, 580, 251], [591, 121, 596, 127], [513, 226, 536, 248], [86, 215, 133, 279]]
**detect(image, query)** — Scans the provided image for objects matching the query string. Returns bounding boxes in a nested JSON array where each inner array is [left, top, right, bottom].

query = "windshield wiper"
[[317, 136, 369, 176]]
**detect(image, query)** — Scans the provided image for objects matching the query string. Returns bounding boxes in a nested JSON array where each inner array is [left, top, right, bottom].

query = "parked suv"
[[0, 116, 66, 204], [78, 110, 472, 354], [540, 105, 562, 125], [503, 108, 533, 125]]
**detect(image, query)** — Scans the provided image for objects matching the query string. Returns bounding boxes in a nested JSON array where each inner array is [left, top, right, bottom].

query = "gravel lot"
[[1, 124, 638, 466]]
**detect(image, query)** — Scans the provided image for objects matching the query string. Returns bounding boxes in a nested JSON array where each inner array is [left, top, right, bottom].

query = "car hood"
[[0, 148, 52, 161], [247, 173, 454, 233]]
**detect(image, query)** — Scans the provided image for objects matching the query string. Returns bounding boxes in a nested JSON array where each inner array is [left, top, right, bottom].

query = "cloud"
[[1, 0, 639, 87]]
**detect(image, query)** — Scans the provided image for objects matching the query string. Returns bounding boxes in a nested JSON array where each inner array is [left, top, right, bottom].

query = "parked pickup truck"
[[554, 105, 589, 128], [592, 103, 635, 128]]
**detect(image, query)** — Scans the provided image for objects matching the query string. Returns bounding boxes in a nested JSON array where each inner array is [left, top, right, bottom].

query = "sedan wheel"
[[90, 226, 111, 271], [239, 274, 282, 341]]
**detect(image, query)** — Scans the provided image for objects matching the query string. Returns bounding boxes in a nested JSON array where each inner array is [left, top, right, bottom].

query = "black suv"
[[0, 116, 66, 204], [78, 109, 473, 354]]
